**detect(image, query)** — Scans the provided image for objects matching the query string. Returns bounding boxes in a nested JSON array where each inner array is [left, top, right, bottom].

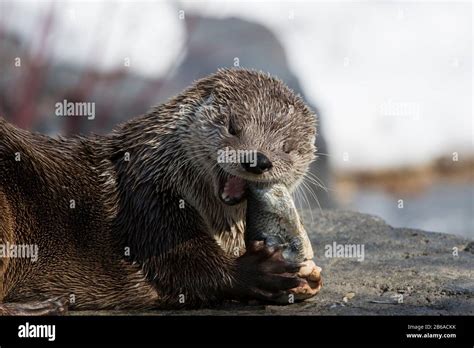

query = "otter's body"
[[0, 124, 159, 309], [0, 69, 320, 312]]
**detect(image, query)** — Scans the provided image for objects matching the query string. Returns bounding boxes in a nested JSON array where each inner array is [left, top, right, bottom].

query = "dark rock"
[[71, 210, 473, 316], [464, 241, 474, 253]]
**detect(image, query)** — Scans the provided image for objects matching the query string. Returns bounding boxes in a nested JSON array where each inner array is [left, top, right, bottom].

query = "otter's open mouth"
[[219, 174, 247, 205]]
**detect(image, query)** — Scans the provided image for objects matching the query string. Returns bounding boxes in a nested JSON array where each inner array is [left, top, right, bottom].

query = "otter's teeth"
[[221, 192, 230, 202], [222, 181, 231, 202], [221, 176, 245, 204]]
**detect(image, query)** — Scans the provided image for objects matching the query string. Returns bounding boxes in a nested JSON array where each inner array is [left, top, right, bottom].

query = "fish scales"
[[246, 183, 314, 263]]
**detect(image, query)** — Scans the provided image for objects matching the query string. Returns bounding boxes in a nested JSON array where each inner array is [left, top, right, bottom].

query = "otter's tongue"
[[221, 176, 246, 205]]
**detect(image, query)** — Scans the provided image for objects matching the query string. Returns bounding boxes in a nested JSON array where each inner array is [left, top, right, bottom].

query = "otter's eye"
[[228, 120, 237, 136], [283, 141, 293, 154]]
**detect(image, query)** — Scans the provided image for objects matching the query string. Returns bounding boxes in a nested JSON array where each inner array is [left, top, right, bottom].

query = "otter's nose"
[[241, 152, 273, 174]]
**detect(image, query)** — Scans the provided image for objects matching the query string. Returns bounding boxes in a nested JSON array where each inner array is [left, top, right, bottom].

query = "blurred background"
[[0, 0, 472, 237]]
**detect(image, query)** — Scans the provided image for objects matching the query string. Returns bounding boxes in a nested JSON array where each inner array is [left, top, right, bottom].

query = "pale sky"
[[2, 0, 472, 170]]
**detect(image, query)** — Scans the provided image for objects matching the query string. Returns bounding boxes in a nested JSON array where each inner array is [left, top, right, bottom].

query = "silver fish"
[[246, 183, 314, 263]]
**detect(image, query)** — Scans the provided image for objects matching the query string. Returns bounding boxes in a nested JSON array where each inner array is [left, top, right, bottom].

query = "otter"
[[0, 69, 321, 314]]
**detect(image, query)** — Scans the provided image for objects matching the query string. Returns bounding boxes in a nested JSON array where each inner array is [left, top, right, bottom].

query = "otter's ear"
[[194, 92, 216, 118], [201, 93, 214, 107]]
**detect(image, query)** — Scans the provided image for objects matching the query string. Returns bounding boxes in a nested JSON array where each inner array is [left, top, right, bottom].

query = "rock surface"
[[72, 210, 474, 316]]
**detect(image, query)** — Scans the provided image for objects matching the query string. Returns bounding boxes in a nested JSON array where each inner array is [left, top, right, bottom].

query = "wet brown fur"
[[0, 69, 317, 311]]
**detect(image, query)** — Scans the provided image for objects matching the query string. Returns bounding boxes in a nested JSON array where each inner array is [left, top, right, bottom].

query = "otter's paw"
[[272, 260, 322, 304], [0, 296, 69, 316], [292, 260, 322, 300], [232, 241, 303, 302]]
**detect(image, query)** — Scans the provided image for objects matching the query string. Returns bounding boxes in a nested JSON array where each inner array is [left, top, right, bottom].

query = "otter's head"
[[185, 69, 317, 206]]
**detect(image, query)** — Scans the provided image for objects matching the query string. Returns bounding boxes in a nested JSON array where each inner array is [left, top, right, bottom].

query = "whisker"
[[297, 181, 315, 223], [300, 179, 323, 216]]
